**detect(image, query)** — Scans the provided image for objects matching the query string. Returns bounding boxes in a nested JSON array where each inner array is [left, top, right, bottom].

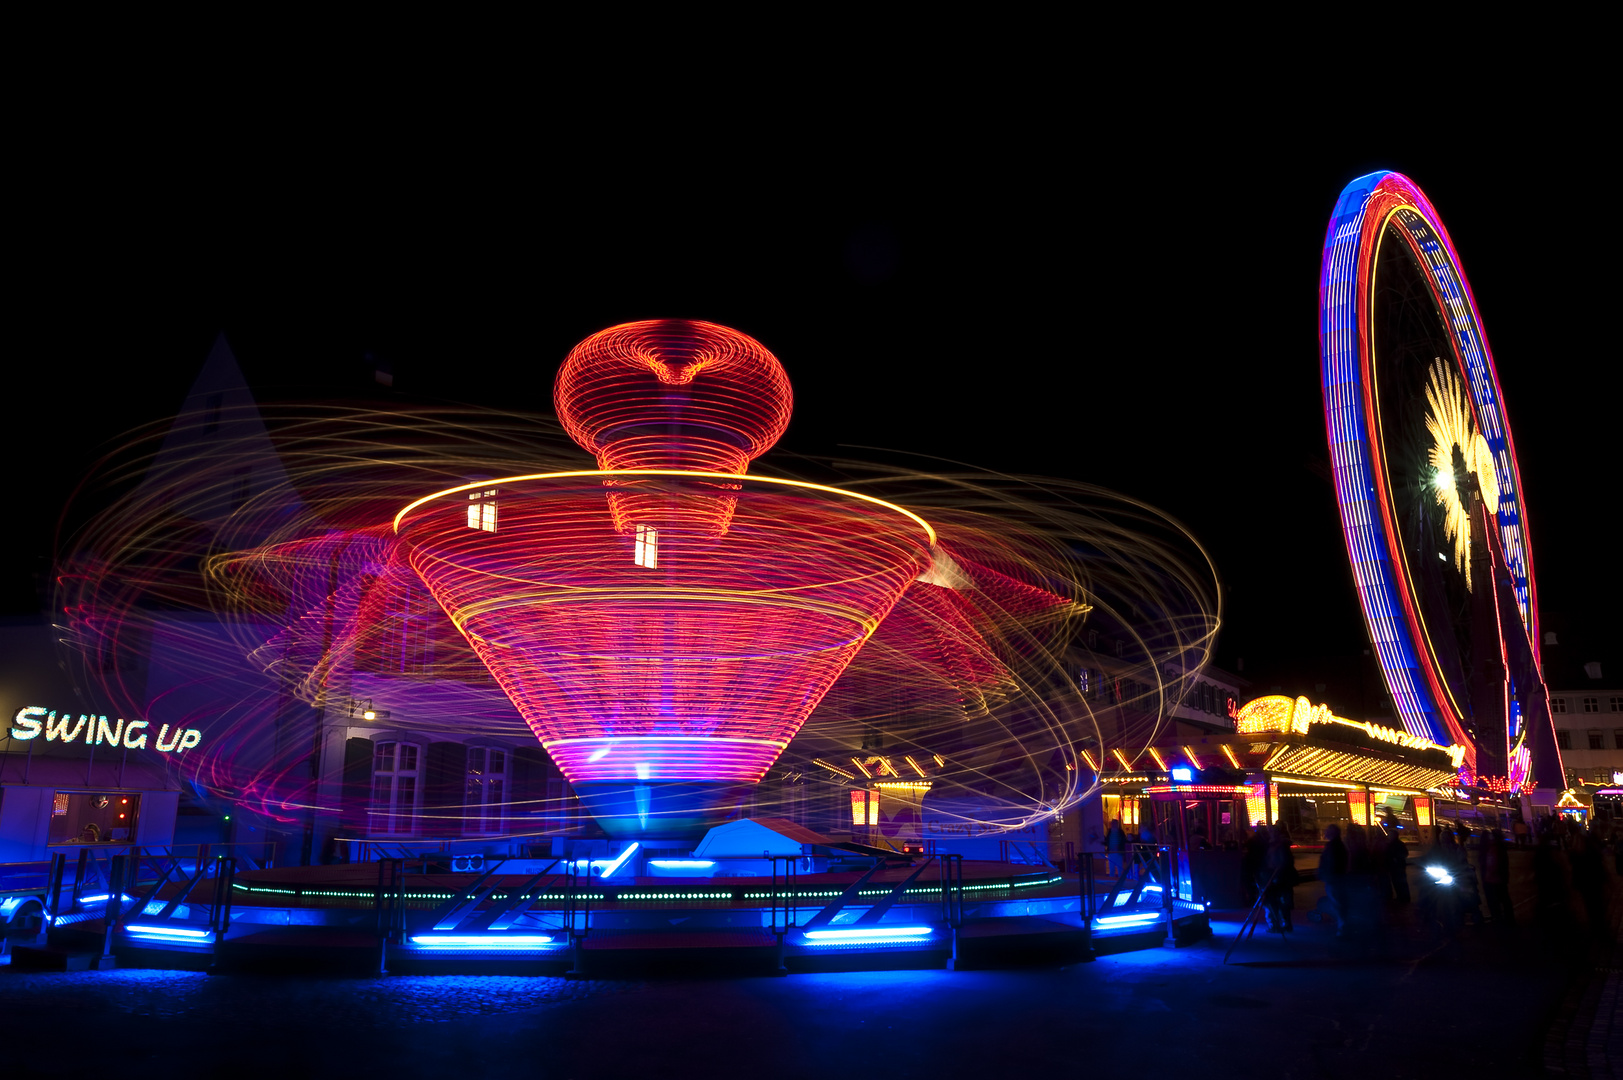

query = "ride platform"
[[38, 857, 1208, 975]]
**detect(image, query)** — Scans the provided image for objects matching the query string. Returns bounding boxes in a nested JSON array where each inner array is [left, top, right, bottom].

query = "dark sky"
[[14, 104, 1617, 711]]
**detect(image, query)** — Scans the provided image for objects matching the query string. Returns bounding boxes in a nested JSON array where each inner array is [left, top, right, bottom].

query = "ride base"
[[39, 858, 1208, 975]]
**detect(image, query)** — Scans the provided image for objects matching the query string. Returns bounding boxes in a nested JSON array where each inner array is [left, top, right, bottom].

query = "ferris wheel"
[[1318, 171, 1562, 792]]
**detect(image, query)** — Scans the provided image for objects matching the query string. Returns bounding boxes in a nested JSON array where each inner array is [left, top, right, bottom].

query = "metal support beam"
[[802, 860, 885, 930], [426, 861, 507, 930], [853, 858, 935, 924], [471, 862, 560, 930]]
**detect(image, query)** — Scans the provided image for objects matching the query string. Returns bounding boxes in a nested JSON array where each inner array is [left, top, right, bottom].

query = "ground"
[[3, 882, 1617, 1080]]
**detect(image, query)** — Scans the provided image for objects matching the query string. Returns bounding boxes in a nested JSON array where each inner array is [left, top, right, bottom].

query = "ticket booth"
[[1143, 780, 1252, 908], [0, 757, 179, 862]]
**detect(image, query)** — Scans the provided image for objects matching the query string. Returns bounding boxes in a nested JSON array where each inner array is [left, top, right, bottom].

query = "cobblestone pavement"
[[0, 895, 1611, 1080], [0, 968, 639, 1030], [1541, 904, 1623, 1078]]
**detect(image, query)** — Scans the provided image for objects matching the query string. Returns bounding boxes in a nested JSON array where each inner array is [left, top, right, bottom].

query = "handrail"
[[210, 856, 237, 938], [939, 853, 964, 929], [374, 858, 406, 973], [426, 861, 507, 930], [479, 861, 562, 931], [853, 857, 937, 925], [801, 859, 885, 930], [1076, 848, 1096, 961], [768, 854, 798, 974]]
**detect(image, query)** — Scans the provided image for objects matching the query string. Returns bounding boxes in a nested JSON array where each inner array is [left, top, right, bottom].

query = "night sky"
[[14, 111, 1616, 714]]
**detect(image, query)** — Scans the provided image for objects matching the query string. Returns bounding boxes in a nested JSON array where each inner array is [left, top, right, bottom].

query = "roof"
[[692, 817, 832, 857], [0, 752, 177, 791]]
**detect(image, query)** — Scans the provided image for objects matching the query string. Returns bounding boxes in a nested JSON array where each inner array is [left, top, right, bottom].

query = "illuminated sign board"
[[9, 707, 204, 754], [1233, 695, 1465, 769]]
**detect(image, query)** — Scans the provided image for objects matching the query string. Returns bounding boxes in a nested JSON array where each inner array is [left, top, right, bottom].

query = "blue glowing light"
[[802, 926, 933, 946], [598, 841, 639, 879], [408, 933, 556, 949], [1171, 767, 1193, 783], [648, 859, 715, 869], [78, 893, 136, 905], [124, 924, 213, 940], [1094, 911, 1163, 927]]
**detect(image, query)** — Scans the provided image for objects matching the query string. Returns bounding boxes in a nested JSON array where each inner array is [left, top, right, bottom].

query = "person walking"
[[1439, 828, 1483, 926], [1265, 825, 1298, 932], [1105, 819, 1128, 880], [1569, 830, 1609, 942], [1345, 823, 1374, 932], [1320, 824, 1350, 935], [1385, 820, 1411, 903], [1481, 827, 1513, 928], [1241, 824, 1267, 907]]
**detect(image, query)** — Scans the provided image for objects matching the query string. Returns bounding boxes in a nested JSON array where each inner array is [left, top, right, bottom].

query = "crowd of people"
[[1095, 810, 1617, 946], [1249, 814, 1618, 943]]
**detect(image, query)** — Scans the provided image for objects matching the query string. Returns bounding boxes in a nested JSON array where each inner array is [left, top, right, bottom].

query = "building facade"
[[1550, 684, 1623, 790]]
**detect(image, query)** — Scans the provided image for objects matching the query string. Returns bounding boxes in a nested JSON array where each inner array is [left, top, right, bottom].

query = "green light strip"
[[226, 875, 1063, 905]]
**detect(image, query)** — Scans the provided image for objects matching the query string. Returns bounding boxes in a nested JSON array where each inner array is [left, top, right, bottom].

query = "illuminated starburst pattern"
[[1424, 358, 1498, 584]]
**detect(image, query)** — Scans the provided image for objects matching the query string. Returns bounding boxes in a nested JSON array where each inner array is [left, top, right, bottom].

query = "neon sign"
[[10, 707, 203, 753], [1233, 695, 1465, 769]]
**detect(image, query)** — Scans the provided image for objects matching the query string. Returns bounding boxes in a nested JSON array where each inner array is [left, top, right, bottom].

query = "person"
[[1105, 818, 1128, 879], [1264, 824, 1298, 932], [1531, 825, 1572, 943], [1241, 824, 1267, 907], [1512, 816, 1530, 847], [1135, 822, 1157, 882], [1480, 827, 1513, 928], [1439, 828, 1483, 926], [1320, 823, 1350, 934], [1569, 830, 1609, 941], [1345, 823, 1373, 931], [79, 822, 101, 844], [1385, 820, 1411, 903]]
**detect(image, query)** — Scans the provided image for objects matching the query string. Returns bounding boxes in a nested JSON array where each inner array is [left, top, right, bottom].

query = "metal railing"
[[374, 859, 407, 973]]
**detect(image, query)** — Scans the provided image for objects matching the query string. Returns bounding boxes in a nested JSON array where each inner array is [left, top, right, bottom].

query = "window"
[[370, 741, 421, 835], [1595, 768, 1612, 785], [466, 489, 498, 532], [1552, 698, 1568, 713], [545, 777, 574, 832], [47, 792, 142, 845], [634, 524, 658, 568], [1076, 667, 1091, 696], [1555, 730, 1571, 750], [1588, 730, 1605, 750], [1612, 697, 1623, 712], [1584, 698, 1600, 713], [465, 747, 509, 833], [1614, 730, 1623, 751], [377, 611, 434, 676], [1086, 629, 1098, 650]]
